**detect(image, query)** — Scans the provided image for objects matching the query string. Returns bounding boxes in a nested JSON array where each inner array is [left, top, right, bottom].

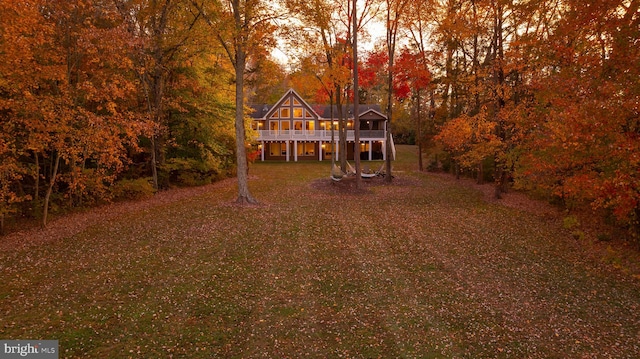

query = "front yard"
[[1, 146, 638, 358]]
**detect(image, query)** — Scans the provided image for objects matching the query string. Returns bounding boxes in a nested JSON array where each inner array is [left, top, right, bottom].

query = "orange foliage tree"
[[1, 0, 150, 227], [514, 0, 640, 232], [430, 0, 639, 234]]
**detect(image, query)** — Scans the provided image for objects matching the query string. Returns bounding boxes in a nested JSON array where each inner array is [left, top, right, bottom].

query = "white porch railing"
[[254, 129, 385, 141]]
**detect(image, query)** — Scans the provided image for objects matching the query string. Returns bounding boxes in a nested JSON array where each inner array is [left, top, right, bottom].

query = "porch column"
[[319, 142, 323, 161], [286, 140, 290, 162], [261, 141, 265, 161], [294, 140, 298, 162], [368, 140, 373, 161]]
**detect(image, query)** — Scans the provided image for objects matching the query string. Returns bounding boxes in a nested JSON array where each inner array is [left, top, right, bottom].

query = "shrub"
[[111, 178, 155, 201], [162, 157, 227, 187]]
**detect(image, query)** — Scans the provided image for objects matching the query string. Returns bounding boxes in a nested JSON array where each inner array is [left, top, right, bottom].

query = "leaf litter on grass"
[[1, 146, 639, 358]]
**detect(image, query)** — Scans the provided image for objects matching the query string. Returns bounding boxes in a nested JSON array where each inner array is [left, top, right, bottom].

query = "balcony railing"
[[254, 129, 385, 141]]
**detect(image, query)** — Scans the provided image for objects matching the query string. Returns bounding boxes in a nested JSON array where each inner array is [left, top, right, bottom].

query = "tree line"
[[0, 0, 286, 231], [2, 0, 638, 237], [288, 0, 638, 237]]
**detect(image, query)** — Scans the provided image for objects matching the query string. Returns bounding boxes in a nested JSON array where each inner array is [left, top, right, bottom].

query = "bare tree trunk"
[[234, 45, 257, 205], [416, 89, 423, 171], [492, 3, 506, 200], [150, 134, 159, 190], [335, 88, 347, 172], [353, 0, 362, 189], [43, 152, 61, 227], [34, 150, 40, 202], [151, 68, 164, 190]]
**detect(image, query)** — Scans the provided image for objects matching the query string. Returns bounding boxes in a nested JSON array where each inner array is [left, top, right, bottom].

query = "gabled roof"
[[249, 89, 386, 120], [313, 104, 386, 120], [249, 89, 320, 120], [359, 108, 387, 121]]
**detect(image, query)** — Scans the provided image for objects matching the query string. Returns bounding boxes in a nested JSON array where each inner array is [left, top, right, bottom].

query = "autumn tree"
[[288, 56, 332, 103], [428, 0, 639, 235], [0, 0, 152, 227], [195, 0, 280, 204], [115, 0, 209, 190], [285, 0, 349, 171], [247, 58, 288, 104], [514, 0, 640, 234], [381, 0, 411, 182], [1, 0, 243, 231], [393, 49, 432, 171], [286, 0, 380, 174], [0, 0, 57, 230], [163, 50, 237, 185]]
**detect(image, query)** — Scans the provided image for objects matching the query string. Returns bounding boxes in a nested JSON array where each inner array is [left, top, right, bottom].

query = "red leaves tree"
[[429, 0, 640, 235], [515, 0, 640, 232]]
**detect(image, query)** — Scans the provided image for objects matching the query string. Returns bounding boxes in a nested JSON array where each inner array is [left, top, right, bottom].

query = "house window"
[[293, 120, 303, 133], [305, 121, 315, 134], [322, 121, 338, 130], [297, 142, 315, 156], [280, 108, 290, 118], [281, 121, 290, 133], [293, 107, 303, 118], [269, 121, 278, 133], [269, 143, 287, 156], [305, 142, 315, 155]]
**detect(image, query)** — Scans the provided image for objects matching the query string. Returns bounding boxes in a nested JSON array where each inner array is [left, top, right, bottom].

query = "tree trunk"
[[234, 47, 257, 205], [43, 152, 61, 227], [34, 150, 40, 202], [151, 67, 164, 190], [385, 67, 394, 182], [492, 3, 506, 200], [335, 87, 347, 173], [416, 89, 423, 171], [353, 0, 362, 190], [151, 134, 159, 190]]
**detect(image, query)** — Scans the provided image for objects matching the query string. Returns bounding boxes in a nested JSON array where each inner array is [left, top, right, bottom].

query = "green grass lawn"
[[1, 145, 639, 358]]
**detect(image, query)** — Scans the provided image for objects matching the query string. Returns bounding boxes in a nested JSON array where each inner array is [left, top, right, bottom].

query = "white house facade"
[[250, 89, 394, 162]]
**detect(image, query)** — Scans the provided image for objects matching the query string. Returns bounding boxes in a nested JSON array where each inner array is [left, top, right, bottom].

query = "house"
[[250, 89, 394, 162]]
